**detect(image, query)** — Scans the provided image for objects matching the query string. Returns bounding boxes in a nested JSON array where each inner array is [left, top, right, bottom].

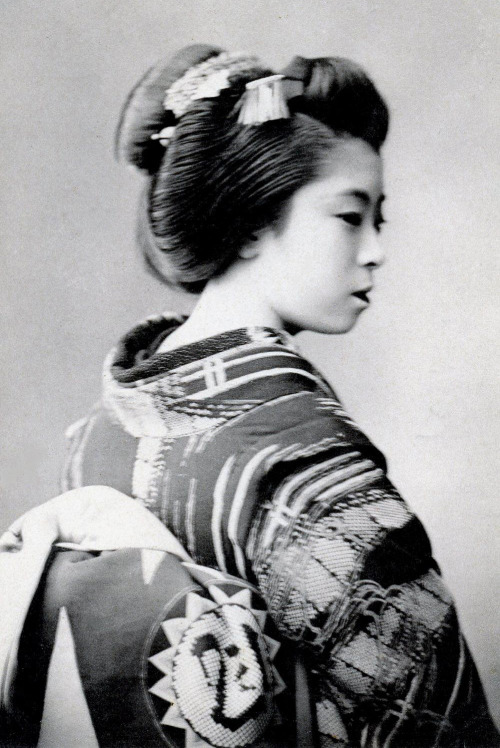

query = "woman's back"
[[62, 316, 347, 572], [61, 313, 498, 746]]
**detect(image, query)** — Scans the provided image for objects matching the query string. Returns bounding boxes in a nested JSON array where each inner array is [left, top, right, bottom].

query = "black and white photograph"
[[1, 2, 498, 746]]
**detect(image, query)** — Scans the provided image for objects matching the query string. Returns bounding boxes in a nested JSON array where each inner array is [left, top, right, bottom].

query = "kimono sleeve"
[[246, 410, 498, 747]]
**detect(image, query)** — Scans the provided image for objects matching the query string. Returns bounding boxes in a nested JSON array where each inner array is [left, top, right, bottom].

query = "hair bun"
[[115, 44, 224, 174], [282, 56, 389, 149]]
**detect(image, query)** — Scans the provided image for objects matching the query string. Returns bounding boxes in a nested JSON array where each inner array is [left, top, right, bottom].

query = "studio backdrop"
[[1, 0, 498, 723]]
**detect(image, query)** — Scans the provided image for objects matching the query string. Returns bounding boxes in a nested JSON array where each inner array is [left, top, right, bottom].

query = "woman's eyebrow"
[[337, 190, 386, 205]]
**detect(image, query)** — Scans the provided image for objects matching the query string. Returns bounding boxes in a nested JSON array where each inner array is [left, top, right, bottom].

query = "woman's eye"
[[337, 212, 363, 227], [374, 216, 387, 233]]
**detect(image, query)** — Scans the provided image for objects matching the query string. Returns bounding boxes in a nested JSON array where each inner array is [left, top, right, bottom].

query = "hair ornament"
[[163, 51, 259, 120], [150, 126, 176, 147], [237, 74, 290, 126], [191, 69, 231, 100]]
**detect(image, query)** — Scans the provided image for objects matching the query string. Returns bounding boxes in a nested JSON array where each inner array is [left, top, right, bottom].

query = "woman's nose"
[[358, 227, 386, 268]]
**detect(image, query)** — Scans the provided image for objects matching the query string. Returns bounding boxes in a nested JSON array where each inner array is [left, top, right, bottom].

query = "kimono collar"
[[101, 313, 321, 438], [108, 313, 297, 385]]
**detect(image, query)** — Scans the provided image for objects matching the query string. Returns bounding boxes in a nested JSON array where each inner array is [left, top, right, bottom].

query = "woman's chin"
[[286, 317, 360, 336]]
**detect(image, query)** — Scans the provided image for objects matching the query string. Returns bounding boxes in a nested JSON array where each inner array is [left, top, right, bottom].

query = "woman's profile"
[[1, 44, 498, 748]]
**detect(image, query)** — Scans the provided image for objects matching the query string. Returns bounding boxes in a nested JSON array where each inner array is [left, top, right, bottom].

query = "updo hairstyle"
[[116, 44, 389, 293]]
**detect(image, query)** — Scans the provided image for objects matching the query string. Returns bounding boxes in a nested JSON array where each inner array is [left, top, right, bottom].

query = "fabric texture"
[[58, 313, 498, 748], [0, 486, 190, 718], [11, 549, 295, 748]]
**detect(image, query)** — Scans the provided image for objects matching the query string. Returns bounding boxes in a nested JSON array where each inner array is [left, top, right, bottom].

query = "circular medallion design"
[[148, 584, 285, 747], [173, 603, 274, 746]]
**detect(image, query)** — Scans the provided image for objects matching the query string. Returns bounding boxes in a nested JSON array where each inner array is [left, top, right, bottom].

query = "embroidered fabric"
[[59, 315, 499, 747]]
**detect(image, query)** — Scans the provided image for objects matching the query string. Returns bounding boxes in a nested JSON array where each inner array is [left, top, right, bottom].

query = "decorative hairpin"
[[191, 69, 231, 101], [163, 52, 259, 120], [237, 74, 289, 126], [150, 126, 176, 147], [151, 56, 291, 147]]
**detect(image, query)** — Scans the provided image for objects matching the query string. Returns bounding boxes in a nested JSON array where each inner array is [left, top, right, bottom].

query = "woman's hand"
[[0, 485, 189, 559]]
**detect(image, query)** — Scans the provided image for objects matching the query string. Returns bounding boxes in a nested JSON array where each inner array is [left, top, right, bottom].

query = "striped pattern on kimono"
[[60, 314, 499, 747]]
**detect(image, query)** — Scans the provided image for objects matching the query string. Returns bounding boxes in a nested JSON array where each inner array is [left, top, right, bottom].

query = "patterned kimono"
[[60, 314, 497, 747]]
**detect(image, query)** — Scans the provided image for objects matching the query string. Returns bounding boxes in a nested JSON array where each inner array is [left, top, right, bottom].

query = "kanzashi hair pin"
[[237, 74, 290, 125], [150, 126, 176, 147]]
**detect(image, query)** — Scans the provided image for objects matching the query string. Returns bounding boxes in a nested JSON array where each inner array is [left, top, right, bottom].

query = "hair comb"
[[237, 74, 290, 126]]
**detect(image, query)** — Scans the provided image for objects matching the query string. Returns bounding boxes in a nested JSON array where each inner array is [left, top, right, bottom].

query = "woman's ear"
[[238, 242, 260, 260], [238, 226, 272, 259]]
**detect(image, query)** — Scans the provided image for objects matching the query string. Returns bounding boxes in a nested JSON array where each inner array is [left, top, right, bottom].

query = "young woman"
[[2, 44, 498, 747]]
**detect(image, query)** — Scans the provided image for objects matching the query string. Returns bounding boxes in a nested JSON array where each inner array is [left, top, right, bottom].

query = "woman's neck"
[[158, 260, 283, 352]]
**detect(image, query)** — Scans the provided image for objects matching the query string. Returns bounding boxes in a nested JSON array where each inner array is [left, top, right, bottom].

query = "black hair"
[[116, 45, 389, 293]]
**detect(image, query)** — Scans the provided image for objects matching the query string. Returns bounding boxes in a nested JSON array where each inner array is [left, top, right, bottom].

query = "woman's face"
[[255, 137, 386, 335]]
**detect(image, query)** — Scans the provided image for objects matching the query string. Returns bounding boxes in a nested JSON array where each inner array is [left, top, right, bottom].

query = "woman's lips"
[[352, 289, 371, 303]]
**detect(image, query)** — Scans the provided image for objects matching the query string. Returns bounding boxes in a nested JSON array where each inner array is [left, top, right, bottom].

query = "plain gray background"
[[1, 0, 499, 724]]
